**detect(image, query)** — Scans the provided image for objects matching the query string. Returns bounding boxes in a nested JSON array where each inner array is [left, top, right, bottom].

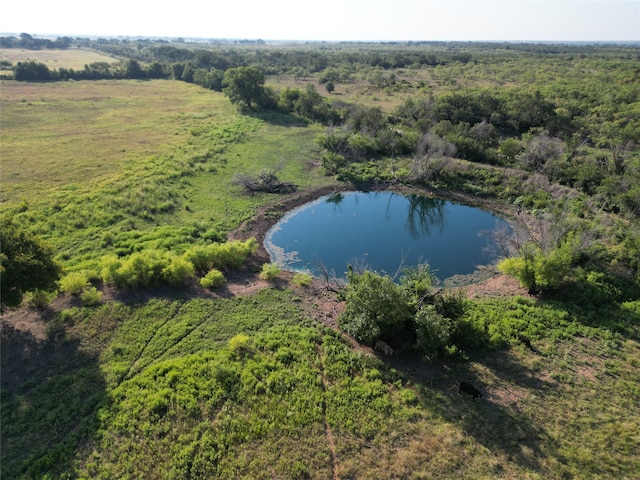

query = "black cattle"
[[459, 381, 483, 401], [517, 334, 534, 351]]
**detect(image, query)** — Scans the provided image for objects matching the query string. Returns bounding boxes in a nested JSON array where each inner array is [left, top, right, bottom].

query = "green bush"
[[99, 250, 193, 288], [183, 238, 258, 273], [200, 269, 226, 289], [24, 289, 57, 310], [414, 305, 453, 360], [339, 268, 469, 357], [59, 271, 91, 296], [338, 269, 413, 345], [161, 256, 195, 287], [80, 286, 103, 306], [498, 233, 579, 290], [291, 272, 312, 287], [259, 263, 281, 281]]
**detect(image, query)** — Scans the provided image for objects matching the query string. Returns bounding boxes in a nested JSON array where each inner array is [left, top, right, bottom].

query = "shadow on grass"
[[249, 109, 311, 127], [390, 349, 572, 477], [0, 319, 107, 479]]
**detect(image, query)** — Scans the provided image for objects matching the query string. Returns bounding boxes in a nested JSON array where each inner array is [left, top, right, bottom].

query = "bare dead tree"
[[410, 132, 456, 183], [232, 162, 297, 194], [314, 258, 343, 293]]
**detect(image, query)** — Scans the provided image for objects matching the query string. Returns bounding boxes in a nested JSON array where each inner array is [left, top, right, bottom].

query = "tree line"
[[0, 32, 73, 50]]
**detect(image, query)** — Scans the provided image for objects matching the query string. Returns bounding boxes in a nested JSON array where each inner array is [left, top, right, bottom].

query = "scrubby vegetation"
[[2, 36, 639, 479]]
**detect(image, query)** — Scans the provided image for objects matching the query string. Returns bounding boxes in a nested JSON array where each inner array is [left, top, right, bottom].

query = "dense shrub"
[[98, 239, 257, 289], [338, 267, 470, 358], [59, 271, 91, 296], [99, 250, 194, 288], [259, 263, 281, 281], [80, 287, 103, 306], [200, 269, 226, 289], [291, 272, 312, 287], [183, 239, 258, 273]]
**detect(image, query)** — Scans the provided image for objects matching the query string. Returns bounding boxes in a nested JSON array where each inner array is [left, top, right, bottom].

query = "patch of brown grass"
[[1, 79, 231, 202], [0, 48, 118, 70]]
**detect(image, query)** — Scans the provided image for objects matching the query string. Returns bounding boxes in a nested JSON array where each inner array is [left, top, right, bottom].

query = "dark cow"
[[517, 334, 535, 351], [459, 381, 483, 401], [375, 340, 393, 356], [528, 286, 541, 297]]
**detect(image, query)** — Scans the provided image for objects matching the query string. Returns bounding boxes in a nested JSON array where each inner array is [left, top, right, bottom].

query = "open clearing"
[[0, 47, 118, 70]]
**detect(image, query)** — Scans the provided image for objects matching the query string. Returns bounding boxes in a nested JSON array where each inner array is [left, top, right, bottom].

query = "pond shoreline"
[[232, 180, 522, 286]]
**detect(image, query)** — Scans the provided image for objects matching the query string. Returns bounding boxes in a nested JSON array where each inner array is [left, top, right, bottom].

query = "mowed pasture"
[[0, 47, 118, 70]]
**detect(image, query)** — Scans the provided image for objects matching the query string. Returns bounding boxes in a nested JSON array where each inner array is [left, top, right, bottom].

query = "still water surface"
[[265, 191, 511, 282]]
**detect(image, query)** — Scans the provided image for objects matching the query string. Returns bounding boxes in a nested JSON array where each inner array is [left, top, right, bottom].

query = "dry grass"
[[0, 48, 118, 70], [1, 79, 230, 203]]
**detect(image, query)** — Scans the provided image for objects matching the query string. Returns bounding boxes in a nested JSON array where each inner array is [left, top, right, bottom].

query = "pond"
[[264, 191, 512, 283]]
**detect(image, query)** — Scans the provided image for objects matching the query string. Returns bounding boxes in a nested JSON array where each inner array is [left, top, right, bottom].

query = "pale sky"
[[1, 0, 638, 42]]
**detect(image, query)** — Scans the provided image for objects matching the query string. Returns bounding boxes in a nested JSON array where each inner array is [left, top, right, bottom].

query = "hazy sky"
[[2, 0, 638, 42]]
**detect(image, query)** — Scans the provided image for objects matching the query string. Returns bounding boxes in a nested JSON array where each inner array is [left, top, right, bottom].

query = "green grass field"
[[2, 76, 639, 479], [1, 79, 329, 269]]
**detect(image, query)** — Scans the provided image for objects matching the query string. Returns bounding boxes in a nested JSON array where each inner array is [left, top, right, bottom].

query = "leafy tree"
[[338, 266, 469, 358], [146, 61, 166, 79], [498, 137, 524, 164], [338, 269, 413, 345], [0, 217, 61, 309], [222, 67, 268, 110], [13, 60, 52, 81], [497, 220, 581, 291], [122, 59, 144, 79], [414, 305, 453, 360]]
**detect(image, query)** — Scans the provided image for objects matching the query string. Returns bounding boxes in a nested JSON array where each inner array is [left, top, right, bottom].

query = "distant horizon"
[[2, 32, 638, 46], [2, 1, 638, 44]]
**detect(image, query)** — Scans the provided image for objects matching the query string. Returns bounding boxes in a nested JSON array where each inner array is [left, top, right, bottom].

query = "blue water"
[[265, 191, 511, 282]]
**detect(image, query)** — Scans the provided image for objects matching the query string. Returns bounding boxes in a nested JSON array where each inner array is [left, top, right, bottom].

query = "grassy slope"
[[2, 77, 639, 479], [1, 79, 329, 268], [3, 292, 638, 479]]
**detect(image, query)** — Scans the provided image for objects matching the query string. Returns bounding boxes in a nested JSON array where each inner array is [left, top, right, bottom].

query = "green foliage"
[[199, 269, 226, 289], [339, 267, 471, 358], [0, 216, 61, 308], [339, 269, 413, 345], [80, 286, 103, 306], [24, 289, 57, 310], [498, 257, 534, 289], [99, 250, 194, 288], [291, 272, 312, 287], [59, 271, 90, 296], [400, 264, 437, 300], [222, 66, 270, 110], [183, 238, 258, 273], [414, 305, 453, 360], [498, 233, 580, 290], [97, 239, 257, 290], [259, 263, 281, 281]]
